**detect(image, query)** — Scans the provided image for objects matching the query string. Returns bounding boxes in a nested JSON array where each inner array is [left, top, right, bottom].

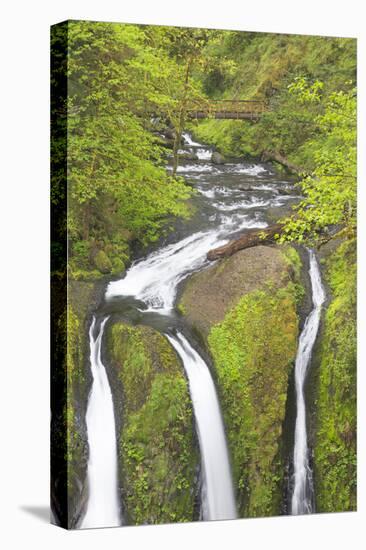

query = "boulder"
[[93, 249, 112, 274], [211, 151, 226, 165], [178, 150, 199, 161]]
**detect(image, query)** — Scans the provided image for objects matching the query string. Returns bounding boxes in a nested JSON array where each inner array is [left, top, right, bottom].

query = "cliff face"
[[64, 280, 104, 528], [106, 322, 199, 525], [178, 244, 302, 517], [311, 239, 357, 512]]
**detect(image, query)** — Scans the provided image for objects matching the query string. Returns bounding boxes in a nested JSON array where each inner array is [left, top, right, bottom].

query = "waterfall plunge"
[[291, 250, 325, 515], [81, 317, 121, 529], [167, 332, 237, 521]]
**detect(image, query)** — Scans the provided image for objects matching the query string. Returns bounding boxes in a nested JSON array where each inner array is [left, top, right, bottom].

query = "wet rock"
[[211, 151, 226, 165], [178, 150, 199, 161], [51, 279, 105, 528], [238, 184, 255, 191], [163, 128, 176, 141]]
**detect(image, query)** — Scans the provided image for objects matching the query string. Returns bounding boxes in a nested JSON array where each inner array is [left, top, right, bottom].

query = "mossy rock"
[[111, 257, 125, 275], [53, 279, 104, 527], [178, 244, 302, 517], [107, 322, 199, 525], [94, 249, 113, 274], [178, 245, 295, 341], [211, 151, 226, 164]]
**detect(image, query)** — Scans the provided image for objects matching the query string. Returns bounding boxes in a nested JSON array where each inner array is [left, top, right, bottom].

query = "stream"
[[81, 133, 311, 528]]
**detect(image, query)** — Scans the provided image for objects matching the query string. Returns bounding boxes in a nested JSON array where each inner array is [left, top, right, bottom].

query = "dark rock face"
[[307, 238, 356, 513], [52, 279, 105, 528]]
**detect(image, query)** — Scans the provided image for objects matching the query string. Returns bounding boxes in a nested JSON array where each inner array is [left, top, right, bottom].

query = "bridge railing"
[[186, 99, 267, 119]]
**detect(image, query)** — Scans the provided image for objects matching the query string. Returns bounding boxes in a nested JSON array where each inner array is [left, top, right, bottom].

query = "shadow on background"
[[20, 506, 50, 523]]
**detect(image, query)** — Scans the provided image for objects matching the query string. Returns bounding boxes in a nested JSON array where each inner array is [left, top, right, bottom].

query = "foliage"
[[93, 249, 112, 274], [281, 86, 356, 242], [191, 33, 356, 167], [208, 282, 299, 517], [314, 239, 356, 511], [108, 323, 198, 524], [62, 21, 196, 276]]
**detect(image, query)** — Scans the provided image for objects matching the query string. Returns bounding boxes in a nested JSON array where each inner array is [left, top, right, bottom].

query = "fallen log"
[[261, 150, 305, 176], [207, 223, 283, 261]]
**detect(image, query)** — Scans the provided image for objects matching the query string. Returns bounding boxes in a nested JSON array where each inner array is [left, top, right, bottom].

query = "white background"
[[0, 0, 364, 548]]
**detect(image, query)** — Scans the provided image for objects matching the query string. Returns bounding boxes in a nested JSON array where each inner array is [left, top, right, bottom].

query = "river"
[[81, 133, 305, 528]]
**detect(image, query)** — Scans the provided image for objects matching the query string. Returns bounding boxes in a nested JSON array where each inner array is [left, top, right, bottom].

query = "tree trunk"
[[172, 59, 192, 178], [261, 150, 305, 176], [207, 223, 284, 261]]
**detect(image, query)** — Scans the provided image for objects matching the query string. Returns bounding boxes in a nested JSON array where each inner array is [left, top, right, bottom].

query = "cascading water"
[[167, 332, 237, 520], [81, 133, 301, 527], [81, 317, 121, 529], [105, 228, 242, 520], [291, 249, 325, 515], [106, 230, 228, 312]]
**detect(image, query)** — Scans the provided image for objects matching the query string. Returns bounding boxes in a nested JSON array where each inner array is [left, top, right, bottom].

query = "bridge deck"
[[186, 99, 266, 120]]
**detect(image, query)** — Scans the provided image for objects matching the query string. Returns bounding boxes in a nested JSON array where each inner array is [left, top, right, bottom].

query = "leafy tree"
[[281, 83, 356, 243], [65, 21, 194, 275]]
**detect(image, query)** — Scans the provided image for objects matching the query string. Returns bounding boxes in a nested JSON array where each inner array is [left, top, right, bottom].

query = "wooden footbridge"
[[186, 99, 266, 120]]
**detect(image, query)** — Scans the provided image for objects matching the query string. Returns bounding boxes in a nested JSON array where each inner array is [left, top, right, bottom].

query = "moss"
[[52, 301, 89, 527], [94, 249, 112, 274], [69, 268, 105, 281], [65, 307, 84, 474], [108, 323, 198, 525], [111, 257, 125, 275], [176, 302, 187, 316], [55, 280, 102, 526], [281, 245, 302, 281], [69, 233, 131, 281], [281, 245, 306, 306], [178, 245, 298, 342], [208, 283, 298, 517], [178, 244, 303, 517], [314, 239, 356, 512]]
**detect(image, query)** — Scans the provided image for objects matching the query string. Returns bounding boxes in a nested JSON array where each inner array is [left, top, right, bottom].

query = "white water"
[[104, 161, 268, 517], [197, 147, 213, 160], [82, 134, 299, 526], [291, 250, 325, 515], [81, 317, 121, 529], [182, 132, 202, 147], [106, 230, 227, 312], [167, 332, 237, 521]]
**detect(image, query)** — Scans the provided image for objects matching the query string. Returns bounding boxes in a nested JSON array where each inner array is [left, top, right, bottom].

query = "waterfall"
[[167, 332, 237, 521], [105, 224, 244, 521], [291, 249, 325, 515], [80, 134, 296, 526], [81, 317, 121, 529]]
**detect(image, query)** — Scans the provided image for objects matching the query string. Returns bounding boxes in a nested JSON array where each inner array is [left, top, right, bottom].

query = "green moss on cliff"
[[65, 307, 84, 470], [314, 239, 356, 512], [109, 323, 198, 525], [208, 283, 298, 517]]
